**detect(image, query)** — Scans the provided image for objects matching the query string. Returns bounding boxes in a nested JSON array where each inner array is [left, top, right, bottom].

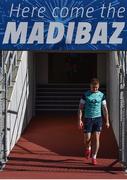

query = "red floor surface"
[[0, 113, 127, 179]]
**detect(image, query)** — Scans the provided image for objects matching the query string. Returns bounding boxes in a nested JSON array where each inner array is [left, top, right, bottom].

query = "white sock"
[[86, 146, 91, 150], [92, 154, 97, 159], [89, 146, 91, 150]]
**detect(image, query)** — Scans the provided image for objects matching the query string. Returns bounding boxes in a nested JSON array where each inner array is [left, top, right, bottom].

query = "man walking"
[[78, 78, 110, 165]]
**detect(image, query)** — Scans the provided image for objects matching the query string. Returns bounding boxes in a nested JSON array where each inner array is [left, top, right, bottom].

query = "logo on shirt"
[[91, 99, 97, 104]]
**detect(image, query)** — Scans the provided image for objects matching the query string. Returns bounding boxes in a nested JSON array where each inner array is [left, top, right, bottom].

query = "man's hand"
[[105, 122, 110, 128], [78, 108, 84, 130], [102, 104, 110, 129], [79, 119, 84, 129]]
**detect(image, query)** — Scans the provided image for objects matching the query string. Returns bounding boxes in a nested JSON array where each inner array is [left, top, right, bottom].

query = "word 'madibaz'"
[[3, 22, 125, 45]]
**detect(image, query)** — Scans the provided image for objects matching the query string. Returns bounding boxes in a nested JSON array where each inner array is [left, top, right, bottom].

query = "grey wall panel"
[[106, 52, 119, 145]]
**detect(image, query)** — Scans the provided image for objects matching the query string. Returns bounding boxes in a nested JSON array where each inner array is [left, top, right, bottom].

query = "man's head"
[[90, 78, 100, 92]]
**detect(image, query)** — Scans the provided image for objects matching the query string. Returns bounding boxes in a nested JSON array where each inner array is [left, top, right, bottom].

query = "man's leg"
[[84, 132, 92, 158], [84, 132, 92, 149], [92, 131, 101, 164]]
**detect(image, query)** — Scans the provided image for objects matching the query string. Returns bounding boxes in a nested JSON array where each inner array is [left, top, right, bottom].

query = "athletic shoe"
[[92, 158, 97, 165], [84, 149, 91, 159]]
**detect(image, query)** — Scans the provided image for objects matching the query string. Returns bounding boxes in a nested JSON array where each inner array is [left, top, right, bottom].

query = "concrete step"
[[35, 84, 106, 114], [36, 100, 79, 103], [36, 92, 83, 95], [36, 96, 81, 100], [36, 108, 78, 112], [36, 104, 78, 108]]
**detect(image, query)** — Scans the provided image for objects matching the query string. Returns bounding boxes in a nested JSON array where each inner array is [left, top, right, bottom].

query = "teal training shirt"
[[81, 90, 106, 118]]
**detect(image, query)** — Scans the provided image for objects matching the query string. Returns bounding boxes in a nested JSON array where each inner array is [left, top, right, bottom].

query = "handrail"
[[0, 50, 23, 170], [3, 51, 22, 88]]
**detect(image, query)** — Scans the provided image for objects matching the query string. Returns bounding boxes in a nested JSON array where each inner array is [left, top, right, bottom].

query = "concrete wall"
[[97, 52, 120, 145], [97, 53, 107, 86], [96, 52, 120, 145], [35, 53, 48, 84], [27, 52, 36, 121], [106, 51, 119, 145], [6, 51, 35, 155]]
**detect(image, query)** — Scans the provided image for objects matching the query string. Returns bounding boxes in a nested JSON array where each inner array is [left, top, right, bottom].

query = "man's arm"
[[102, 103, 110, 128], [78, 99, 85, 129]]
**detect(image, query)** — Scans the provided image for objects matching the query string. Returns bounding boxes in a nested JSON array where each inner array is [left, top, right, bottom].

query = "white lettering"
[[75, 22, 91, 44], [91, 22, 107, 44], [109, 22, 125, 44], [46, 22, 64, 44], [3, 22, 27, 44], [27, 22, 44, 44], [10, 3, 21, 17], [66, 22, 75, 44], [52, 7, 59, 17]]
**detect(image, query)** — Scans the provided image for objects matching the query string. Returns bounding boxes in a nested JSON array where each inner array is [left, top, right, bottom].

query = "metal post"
[[124, 52, 127, 172], [118, 51, 126, 166], [4, 65, 7, 163], [0, 64, 8, 170], [119, 70, 122, 161], [3, 65, 7, 163], [0, 52, 7, 170], [118, 51, 127, 173]]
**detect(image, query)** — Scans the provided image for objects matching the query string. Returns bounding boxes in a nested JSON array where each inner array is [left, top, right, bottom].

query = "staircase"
[[35, 83, 106, 114]]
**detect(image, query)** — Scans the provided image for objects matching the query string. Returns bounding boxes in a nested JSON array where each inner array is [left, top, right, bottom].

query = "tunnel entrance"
[[48, 53, 97, 83], [2, 51, 127, 176], [3, 51, 126, 177], [34, 52, 106, 114]]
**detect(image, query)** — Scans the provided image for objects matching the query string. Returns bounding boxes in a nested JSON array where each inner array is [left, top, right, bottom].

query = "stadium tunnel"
[[0, 51, 127, 171]]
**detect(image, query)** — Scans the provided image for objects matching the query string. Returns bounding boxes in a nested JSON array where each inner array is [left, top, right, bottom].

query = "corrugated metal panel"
[[118, 51, 127, 171]]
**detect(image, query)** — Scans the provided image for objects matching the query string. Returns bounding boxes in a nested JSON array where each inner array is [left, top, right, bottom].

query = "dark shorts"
[[83, 117, 102, 133]]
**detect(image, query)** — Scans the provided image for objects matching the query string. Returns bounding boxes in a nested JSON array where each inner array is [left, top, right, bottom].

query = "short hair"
[[90, 78, 100, 85]]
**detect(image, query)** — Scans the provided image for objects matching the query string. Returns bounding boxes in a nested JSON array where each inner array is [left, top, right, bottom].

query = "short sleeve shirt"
[[80, 90, 106, 118]]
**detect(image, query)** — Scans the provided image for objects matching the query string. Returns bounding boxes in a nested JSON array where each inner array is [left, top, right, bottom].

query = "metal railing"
[[0, 51, 22, 169], [4, 51, 22, 87]]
